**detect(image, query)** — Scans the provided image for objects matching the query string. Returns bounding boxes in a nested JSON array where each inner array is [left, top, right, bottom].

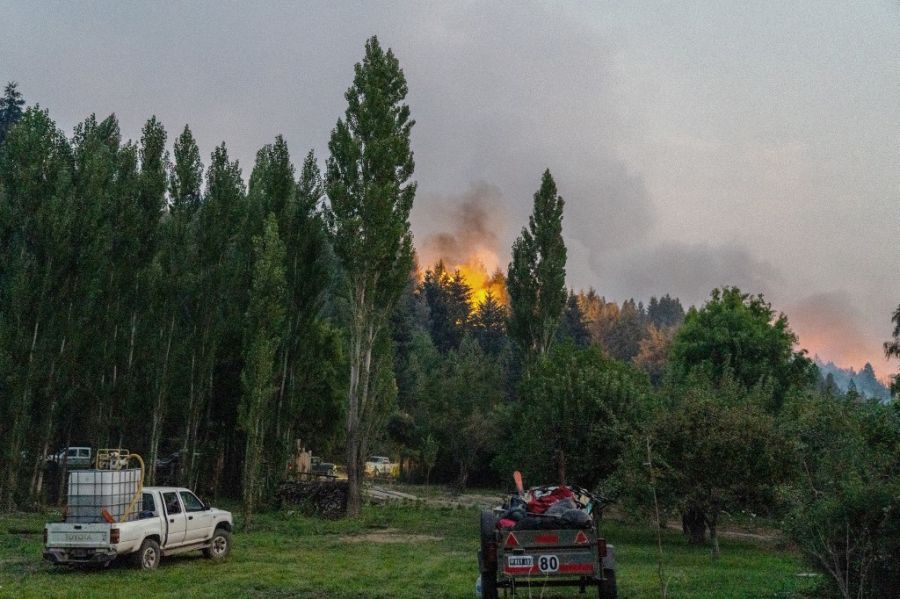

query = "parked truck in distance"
[[45, 447, 92, 469], [364, 455, 399, 478], [44, 486, 233, 570]]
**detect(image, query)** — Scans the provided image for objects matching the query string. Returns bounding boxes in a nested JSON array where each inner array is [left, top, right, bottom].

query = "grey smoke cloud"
[[590, 242, 784, 308]]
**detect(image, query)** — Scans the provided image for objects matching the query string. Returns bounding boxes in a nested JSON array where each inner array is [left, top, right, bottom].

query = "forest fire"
[[415, 184, 510, 311], [450, 258, 508, 309]]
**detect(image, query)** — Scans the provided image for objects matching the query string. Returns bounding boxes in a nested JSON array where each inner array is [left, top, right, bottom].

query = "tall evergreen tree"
[[471, 291, 507, 355], [0, 82, 26, 148], [421, 262, 472, 353], [507, 169, 567, 357], [325, 36, 416, 516]]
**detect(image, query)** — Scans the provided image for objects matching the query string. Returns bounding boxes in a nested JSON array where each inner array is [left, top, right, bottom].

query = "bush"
[[780, 395, 900, 598]]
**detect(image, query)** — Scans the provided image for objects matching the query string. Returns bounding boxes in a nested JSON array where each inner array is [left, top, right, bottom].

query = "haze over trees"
[[0, 36, 897, 598]]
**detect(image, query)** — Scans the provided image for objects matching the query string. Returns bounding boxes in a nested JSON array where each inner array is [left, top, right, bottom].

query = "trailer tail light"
[[110, 528, 120, 544], [574, 531, 589, 545], [504, 532, 519, 548], [597, 538, 607, 558]]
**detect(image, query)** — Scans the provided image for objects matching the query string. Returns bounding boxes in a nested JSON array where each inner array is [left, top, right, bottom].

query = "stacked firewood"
[[276, 479, 348, 519]]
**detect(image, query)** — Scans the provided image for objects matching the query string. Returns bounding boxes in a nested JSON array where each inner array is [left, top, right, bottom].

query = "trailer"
[[476, 477, 617, 598]]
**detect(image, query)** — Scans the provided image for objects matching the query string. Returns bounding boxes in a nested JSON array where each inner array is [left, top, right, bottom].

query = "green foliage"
[[779, 393, 900, 598], [471, 290, 508, 355], [420, 262, 471, 353], [240, 214, 287, 527], [668, 287, 816, 411], [647, 294, 685, 329], [325, 35, 416, 514], [507, 169, 567, 357], [885, 303, 900, 396], [496, 344, 649, 490], [0, 81, 26, 147], [613, 379, 789, 555]]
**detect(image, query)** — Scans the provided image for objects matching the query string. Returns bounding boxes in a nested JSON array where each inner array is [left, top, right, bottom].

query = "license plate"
[[507, 555, 533, 568], [537, 554, 560, 573]]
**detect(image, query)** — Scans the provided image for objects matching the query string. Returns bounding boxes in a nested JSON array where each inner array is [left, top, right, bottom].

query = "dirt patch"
[[339, 528, 443, 544]]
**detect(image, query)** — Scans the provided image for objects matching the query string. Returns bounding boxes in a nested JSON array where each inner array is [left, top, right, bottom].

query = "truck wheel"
[[133, 538, 160, 570], [598, 568, 617, 599], [203, 529, 232, 560], [479, 510, 498, 599]]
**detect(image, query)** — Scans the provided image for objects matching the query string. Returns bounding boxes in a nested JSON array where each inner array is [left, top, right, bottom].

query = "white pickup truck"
[[43, 486, 233, 570]]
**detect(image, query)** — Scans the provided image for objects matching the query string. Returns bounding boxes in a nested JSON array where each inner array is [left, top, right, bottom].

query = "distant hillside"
[[815, 358, 892, 402]]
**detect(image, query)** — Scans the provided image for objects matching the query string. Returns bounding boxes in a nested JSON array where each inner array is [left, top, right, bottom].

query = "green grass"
[[0, 502, 817, 598]]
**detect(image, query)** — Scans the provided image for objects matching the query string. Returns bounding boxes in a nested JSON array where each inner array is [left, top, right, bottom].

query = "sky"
[[3, 1, 898, 378]]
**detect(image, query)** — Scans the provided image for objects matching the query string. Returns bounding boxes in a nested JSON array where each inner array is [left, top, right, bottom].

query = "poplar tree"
[[325, 36, 416, 516], [147, 125, 202, 483], [239, 214, 286, 528], [181, 143, 246, 486], [0, 107, 71, 508], [507, 169, 567, 357]]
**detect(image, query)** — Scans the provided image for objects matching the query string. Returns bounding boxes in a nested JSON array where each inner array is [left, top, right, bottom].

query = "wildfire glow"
[[455, 258, 508, 310]]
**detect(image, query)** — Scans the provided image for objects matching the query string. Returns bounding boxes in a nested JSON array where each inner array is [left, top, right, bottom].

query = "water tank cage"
[[66, 468, 142, 524]]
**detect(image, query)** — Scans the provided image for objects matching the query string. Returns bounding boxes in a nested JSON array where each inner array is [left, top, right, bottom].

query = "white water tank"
[[67, 469, 141, 523]]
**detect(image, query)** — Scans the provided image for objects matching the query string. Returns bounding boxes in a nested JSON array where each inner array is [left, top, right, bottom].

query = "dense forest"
[[1, 38, 898, 598]]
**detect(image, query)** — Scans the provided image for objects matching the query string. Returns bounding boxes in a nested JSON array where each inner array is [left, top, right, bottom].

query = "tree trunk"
[[344, 303, 374, 517], [556, 447, 567, 486], [682, 507, 707, 545], [148, 315, 175, 486], [706, 512, 720, 559]]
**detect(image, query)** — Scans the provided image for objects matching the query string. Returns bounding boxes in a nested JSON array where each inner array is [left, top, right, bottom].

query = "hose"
[[118, 453, 145, 523]]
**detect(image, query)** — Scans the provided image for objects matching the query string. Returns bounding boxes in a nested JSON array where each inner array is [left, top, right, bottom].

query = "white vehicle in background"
[[44, 486, 233, 570], [46, 447, 93, 469], [364, 455, 399, 478]]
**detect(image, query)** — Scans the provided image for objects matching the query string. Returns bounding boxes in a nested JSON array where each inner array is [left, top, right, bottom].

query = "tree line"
[[2, 37, 899, 598]]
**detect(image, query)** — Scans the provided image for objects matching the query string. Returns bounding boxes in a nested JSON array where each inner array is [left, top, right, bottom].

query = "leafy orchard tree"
[[668, 287, 816, 411], [507, 169, 567, 358], [612, 378, 789, 558], [496, 344, 649, 489], [780, 391, 900, 598], [325, 36, 416, 516], [239, 214, 287, 528]]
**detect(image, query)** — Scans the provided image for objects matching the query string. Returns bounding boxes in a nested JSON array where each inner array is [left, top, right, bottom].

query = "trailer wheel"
[[132, 538, 160, 570], [598, 568, 617, 599], [479, 510, 499, 599]]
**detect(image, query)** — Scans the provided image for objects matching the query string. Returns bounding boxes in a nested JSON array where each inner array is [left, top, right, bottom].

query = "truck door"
[[179, 491, 212, 543], [162, 491, 187, 546]]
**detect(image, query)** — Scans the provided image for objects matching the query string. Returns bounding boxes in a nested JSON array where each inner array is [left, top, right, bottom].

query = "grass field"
[[0, 498, 818, 599]]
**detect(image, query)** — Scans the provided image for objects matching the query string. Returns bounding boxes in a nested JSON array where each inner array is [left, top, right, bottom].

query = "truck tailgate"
[[46, 523, 110, 547], [500, 529, 599, 577]]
